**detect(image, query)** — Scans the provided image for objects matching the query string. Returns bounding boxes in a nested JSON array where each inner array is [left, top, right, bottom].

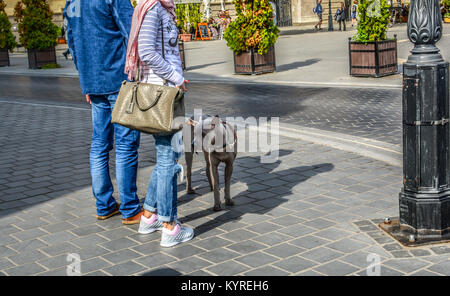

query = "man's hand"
[[85, 94, 91, 104], [177, 80, 189, 92]]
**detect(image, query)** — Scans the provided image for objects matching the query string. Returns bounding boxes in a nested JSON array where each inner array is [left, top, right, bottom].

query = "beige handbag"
[[111, 24, 185, 134]]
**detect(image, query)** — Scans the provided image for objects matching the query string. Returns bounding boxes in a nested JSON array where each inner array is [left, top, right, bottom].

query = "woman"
[[125, 0, 194, 247], [335, 2, 346, 31], [351, 0, 358, 27]]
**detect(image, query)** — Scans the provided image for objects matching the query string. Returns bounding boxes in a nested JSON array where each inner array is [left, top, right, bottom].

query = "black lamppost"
[[328, 0, 334, 31], [382, 0, 450, 245]]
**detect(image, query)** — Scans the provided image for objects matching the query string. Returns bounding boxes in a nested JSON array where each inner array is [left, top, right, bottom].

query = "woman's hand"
[[177, 80, 189, 92]]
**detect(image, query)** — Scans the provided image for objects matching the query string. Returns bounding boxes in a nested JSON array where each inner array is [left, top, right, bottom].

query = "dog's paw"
[[213, 205, 223, 211], [187, 188, 196, 194], [225, 199, 234, 206]]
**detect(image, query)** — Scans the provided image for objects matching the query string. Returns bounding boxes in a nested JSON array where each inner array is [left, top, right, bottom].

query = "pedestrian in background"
[[125, 0, 194, 247], [61, 14, 70, 60], [65, 0, 143, 224], [314, 0, 323, 31], [351, 0, 358, 27], [335, 2, 346, 31]]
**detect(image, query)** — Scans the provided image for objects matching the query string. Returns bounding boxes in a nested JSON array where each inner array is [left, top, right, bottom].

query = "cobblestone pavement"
[[1, 85, 450, 276], [0, 75, 402, 146]]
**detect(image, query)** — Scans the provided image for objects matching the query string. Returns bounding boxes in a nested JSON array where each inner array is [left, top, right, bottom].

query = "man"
[[64, 0, 143, 224], [314, 0, 323, 31]]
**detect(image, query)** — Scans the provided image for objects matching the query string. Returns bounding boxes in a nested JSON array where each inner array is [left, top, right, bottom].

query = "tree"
[[13, 0, 59, 50], [0, 0, 17, 51], [224, 0, 279, 55]]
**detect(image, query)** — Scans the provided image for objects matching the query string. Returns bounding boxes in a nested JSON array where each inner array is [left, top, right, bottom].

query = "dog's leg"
[[204, 152, 214, 192], [209, 155, 222, 211], [224, 160, 234, 206], [185, 150, 195, 194]]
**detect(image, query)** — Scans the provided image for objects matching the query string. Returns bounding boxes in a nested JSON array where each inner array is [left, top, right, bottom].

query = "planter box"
[[234, 47, 276, 75], [444, 17, 450, 23], [179, 34, 192, 42], [179, 40, 186, 71], [349, 38, 398, 77], [27, 47, 57, 69], [0, 47, 10, 67]]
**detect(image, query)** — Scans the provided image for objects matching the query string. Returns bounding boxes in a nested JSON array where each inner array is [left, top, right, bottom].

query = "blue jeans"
[[143, 134, 182, 222], [90, 93, 141, 218]]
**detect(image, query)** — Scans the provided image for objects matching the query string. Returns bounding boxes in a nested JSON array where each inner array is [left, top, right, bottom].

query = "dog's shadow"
[[177, 149, 334, 237]]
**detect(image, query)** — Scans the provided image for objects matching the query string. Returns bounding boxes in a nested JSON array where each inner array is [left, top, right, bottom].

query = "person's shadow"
[[177, 149, 334, 236]]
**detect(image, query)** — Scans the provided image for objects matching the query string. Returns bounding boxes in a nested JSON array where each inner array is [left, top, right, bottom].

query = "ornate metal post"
[[383, 0, 450, 245], [328, 0, 334, 31]]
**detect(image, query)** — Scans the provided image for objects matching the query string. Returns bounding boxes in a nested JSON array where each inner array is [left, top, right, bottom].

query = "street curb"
[[252, 122, 402, 167]]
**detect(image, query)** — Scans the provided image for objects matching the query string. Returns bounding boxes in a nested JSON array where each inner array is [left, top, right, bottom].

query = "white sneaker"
[[160, 223, 194, 247], [138, 214, 164, 234]]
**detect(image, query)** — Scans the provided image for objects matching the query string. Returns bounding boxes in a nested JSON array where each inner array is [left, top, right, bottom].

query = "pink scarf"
[[125, 0, 176, 81]]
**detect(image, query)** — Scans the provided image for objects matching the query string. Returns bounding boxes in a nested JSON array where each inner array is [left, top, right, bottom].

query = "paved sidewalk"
[[1, 100, 449, 276]]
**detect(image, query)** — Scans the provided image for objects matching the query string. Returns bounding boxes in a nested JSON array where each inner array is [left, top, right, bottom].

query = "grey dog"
[[184, 115, 237, 211]]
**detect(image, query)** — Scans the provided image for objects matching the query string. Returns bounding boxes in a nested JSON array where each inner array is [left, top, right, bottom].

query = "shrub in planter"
[[0, 0, 17, 66], [443, 0, 450, 22], [224, 0, 279, 74], [14, 0, 59, 69], [187, 3, 202, 34], [176, 3, 191, 42], [349, 0, 397, 77]]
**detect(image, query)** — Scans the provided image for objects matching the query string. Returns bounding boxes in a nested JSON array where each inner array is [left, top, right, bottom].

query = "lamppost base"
[[396, 190, 450, 244], [379, 219, 450, 247]]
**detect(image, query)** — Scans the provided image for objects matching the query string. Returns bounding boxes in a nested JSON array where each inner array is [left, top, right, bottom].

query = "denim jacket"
[[64, 0, 134, 95]]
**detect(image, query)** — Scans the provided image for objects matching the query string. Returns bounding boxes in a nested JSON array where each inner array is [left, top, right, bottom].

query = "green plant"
[[444, 0, 450, 17], [224, 0, 279, 55], [444, 0, 450, 9], [0, 0, 17, 51], [187, 3, 201, 33], [187, 3, 202, 31], [13, 0, 59, 50], [353, 0, 390, 42], [175, 4, 187, 33]]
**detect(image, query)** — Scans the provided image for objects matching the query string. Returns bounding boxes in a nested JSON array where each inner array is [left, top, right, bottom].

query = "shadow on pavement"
[[141, 267, 182, 276], [277, 59, 321, 72], [187, 62, 226, 71], [177, 149, 334, 236]]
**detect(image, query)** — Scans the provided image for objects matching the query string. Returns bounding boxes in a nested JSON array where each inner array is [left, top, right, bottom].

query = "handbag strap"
[[161, 20, 168, 86], [136, 19, 168, 86]]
